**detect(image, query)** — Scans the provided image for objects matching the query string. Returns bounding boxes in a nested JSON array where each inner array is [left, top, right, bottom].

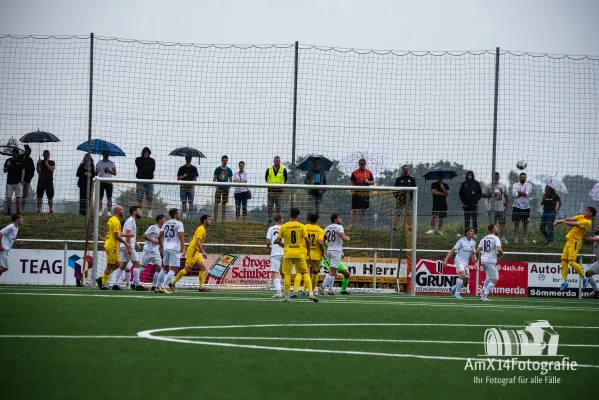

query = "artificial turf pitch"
[[0, 286, 597, 400]]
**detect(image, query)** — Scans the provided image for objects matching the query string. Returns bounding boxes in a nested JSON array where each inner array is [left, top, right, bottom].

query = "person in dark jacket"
[[20, 148, 35, 212], [135, 147, 155, 217], [458, 170, 483, 235], [76, 153, 96, 216], [303, 158, 327, 216]]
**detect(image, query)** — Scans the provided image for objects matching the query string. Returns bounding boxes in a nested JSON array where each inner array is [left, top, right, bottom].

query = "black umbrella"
[[20, 130, 61, 143], [169, 147, 206, 164], [423, 168, 457, 181], [296, 155, 333, 172]]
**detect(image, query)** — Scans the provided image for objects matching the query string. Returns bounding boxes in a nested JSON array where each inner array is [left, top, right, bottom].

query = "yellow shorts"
[[185, 249, 204, 267], [308, 259, 322, 274], [561, 240, 582, 260], [105, 246, 119, 265], [283, 257, 308, 275]]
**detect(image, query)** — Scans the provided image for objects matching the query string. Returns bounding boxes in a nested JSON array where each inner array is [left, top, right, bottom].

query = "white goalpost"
[[90, 177, 418, 294]]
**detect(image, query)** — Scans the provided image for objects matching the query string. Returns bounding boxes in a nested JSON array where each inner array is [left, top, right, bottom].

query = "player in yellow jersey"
[[275, 207, 318, 302], [292, 213, 325, 298], [171, 214, 212, 292], [96, 205, 132, 290], [554, 206, 596, 291]]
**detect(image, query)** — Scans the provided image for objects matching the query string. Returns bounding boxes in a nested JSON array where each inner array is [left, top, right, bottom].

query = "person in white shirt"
[[157, 208, 185, 294], [142, 214, 166, 291], [511, 172, 533, 243], [583, 225, 599, 298], [320, 213, 351, 295], [95, 150, 117, 216], [483, 172, 509, 244], [0, 214, 24, 279], [443, 227, 477, 299], [112, 206, 148, 291], [233, 161, 250, 222], [475, 224, 504, 301], [266, 214, 284, 298]]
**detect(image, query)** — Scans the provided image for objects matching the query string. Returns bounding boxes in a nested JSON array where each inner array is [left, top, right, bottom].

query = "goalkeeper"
[[322, 250, 351, 295]]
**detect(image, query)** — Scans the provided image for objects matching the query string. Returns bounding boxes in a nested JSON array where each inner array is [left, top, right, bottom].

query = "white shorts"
[[483, 263, 499, 280], [327, 250, 342, 269], [163, 250, 181, 267], [455, 262, 470, 279], [119, 248, 140, 263], [588, 261, 599, 274], [270, 255, 282, 272], [0, 251, 9, 268], [141, 251, 162, 267]]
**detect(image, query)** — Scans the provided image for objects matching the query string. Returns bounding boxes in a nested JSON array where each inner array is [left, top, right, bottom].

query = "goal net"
[[89, 178, 417, 293]]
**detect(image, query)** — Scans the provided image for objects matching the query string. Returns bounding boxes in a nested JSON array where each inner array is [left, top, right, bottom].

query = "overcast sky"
[[2, 0, 599, 55]]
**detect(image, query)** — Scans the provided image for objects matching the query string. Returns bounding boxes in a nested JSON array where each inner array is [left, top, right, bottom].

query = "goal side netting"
[[88, 178, 417, 294]]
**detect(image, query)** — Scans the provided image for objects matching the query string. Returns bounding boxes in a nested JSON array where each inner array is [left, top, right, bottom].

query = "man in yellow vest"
[[265, 156, 288, 224]]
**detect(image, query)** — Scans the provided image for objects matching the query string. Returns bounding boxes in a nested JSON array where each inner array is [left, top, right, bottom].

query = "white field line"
[[1, 285, 597, 305], [1, 291, 598, 312]]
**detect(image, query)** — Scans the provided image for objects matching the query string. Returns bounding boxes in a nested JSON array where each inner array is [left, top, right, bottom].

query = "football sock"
[[483, 282, 495, 296], [455, 278, 463, 292], [198, 270, 206, 288], [322, 275, 333, 289], [102, 272, 110, 286], [162, 270, 175, 288], [568, 261, 584, 277], [561, 261, 569, 280], [294, 274, 302, 292], [157, 269, 166, 287], [483, 277, 491, 291], [173, 269, 187, 284], [133, 267, 141, 286], [273, 278, 282, 292], [311, 273, 319, 289], [341, 276, 350, 292], [283, 274, 291, 294], [124, 269, 131, 285], [113, 269, 123, 286], [152, 271, 159, 287], [588, 276, 599, 291], [301, 272, 312, 292], [328, 274, 335, 291]]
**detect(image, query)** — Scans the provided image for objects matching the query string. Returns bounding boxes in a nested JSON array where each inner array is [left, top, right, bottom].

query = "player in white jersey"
[[112, 206, 148, 291], [475, 224, 504, 301], [266, 214, 285, 298], [583, 225, 599, 298], [443, 227, 477, 299], [142, 214, 166, 291], [157, 208, 185, 294], [320, 213, 351, 295], [0, 214, 24, 279]]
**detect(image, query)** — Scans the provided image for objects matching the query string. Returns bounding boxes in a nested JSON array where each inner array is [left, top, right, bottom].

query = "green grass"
[[0, 286, 597, 399]]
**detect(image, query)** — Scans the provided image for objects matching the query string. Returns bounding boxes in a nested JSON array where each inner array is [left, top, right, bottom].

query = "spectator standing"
[[349, 159, 374, 229], [135, 147, 155, 217], [303, 158, 327, 216], [76, 153, 96, 217], [458, 170, 483, 235], [21, 151, 35, 212], [540, 185, 562, 245], [36, 150, 56, 213], [483, 172, 509, 244], [3, 148, 24, 215], [96, 150, 117, 216], [426, 173, 450, 235], [511, 172, 533, 243], [213, 155, 233, 222], [393, 164, 416, 230], [233, 161, 250, 222], [177, 156, 199, 219], [265, 156, 287, 224]]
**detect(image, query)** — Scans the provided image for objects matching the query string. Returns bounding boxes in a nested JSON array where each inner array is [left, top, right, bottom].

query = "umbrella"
[[296, 155, 333, 172], [169, 146, 206, 165], [340, 151, 387, 176], [590, 183, 599, 202], [423, 168, 457, 181], [536, 174, 568, 194], [77, 139, 126, 157], [20, 130, 60, 143]]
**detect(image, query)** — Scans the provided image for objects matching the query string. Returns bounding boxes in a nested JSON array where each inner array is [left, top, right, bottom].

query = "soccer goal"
[[88, 178, 418, 294]]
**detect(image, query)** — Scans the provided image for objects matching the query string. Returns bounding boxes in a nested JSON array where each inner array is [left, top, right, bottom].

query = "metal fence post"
[[63, 241, 68, 286], [490, 47, 500, 220], [373, 249, 378, 290]]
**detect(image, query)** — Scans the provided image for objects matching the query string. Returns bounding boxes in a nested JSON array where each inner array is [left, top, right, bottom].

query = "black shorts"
[[100, 182, 113, 199], [432, 210, 447, 219], [36, 181, 54, 199], [351, 195, 370, 210], [512, 207, 530, 223]]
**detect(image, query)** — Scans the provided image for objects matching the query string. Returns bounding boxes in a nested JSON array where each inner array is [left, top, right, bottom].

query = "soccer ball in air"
[[516, 160, 527, 170]]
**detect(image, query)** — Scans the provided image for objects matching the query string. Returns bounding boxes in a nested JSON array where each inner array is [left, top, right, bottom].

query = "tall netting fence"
[[1, 36, 598, 259]]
